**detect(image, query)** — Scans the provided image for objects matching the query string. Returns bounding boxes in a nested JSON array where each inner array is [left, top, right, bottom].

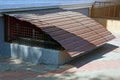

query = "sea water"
[[0, 0, 111, 9]]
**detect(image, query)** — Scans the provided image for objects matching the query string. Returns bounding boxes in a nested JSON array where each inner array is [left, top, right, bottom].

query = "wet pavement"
[[0, 33, 120, 80]]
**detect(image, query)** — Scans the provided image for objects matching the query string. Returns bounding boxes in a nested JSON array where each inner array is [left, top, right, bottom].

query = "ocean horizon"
[[0, 0, 111, 9]]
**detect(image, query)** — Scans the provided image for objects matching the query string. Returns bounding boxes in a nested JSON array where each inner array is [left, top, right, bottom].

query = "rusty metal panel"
[[5, 11, 115, 57]]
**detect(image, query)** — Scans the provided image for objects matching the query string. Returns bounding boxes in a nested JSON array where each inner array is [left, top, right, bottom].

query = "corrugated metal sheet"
[[6, 11, 115, 56]]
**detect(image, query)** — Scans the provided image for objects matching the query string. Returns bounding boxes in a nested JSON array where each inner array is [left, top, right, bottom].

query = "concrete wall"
[[94, 18, 120, 34], [0, 17, 11, 58], [11, 43, 71, 65]]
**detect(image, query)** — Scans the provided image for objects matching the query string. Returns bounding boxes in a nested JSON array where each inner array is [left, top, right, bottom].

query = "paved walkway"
[[0, 33, 120, 80]]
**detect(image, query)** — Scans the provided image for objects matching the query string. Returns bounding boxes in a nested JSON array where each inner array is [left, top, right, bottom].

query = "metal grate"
[[4, 15, 63, 50]]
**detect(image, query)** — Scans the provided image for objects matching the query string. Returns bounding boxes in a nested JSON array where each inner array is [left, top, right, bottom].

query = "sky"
[[0, 0, 112, 5]]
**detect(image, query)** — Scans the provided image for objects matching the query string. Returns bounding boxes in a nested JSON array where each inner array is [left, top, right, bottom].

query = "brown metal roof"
[[7, 11, 115, 57]]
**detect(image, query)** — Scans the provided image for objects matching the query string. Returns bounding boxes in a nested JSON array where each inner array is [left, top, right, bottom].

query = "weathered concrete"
[[11, 43, 71, 65]]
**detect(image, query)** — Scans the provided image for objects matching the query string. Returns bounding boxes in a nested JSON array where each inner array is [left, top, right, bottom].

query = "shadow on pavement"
[[69, 43, 119, 68]]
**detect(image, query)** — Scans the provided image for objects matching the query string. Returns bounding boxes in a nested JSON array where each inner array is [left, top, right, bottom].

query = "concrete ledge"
[[11, 43, 71, 65], [94, 18, 120, 34]]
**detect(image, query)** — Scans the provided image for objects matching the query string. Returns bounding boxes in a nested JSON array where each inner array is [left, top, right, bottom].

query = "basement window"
[[4, 15, 63, 50]]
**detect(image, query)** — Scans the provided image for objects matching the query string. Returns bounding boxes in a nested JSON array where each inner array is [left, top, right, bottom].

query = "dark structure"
[[4, 11, 115, 57]]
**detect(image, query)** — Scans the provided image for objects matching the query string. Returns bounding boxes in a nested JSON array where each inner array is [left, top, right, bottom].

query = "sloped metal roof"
[[7, 11, 115, 56]]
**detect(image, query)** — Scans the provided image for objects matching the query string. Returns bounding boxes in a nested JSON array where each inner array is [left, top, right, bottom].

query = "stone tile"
[[0, 69, 40, 80]]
